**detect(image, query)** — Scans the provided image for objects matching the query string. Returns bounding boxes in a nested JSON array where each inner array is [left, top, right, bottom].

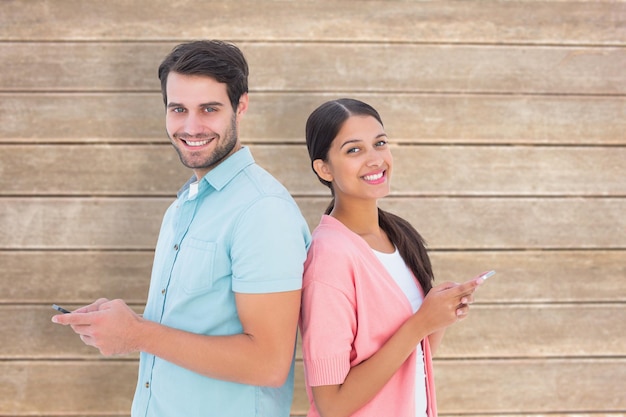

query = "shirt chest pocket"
[[174, 238, 232, 294]]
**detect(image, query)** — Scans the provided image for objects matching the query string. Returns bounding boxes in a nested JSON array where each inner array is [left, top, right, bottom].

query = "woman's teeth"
[[363, 172, 383, 181]]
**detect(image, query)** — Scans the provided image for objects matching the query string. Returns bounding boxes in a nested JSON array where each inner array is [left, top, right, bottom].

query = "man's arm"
[[53, 289, 301, 387]]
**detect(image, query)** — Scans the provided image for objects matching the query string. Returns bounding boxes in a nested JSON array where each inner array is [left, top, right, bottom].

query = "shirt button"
[[161, 289, 166, 295], [145, 381, 150, 388], [173, 244, 179, 251]]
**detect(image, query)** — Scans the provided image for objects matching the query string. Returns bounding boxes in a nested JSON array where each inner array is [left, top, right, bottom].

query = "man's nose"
[[183, 113, 204, 135]]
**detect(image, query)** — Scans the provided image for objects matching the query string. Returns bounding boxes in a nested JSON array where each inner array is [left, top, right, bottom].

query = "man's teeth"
[[185, 139, 210, 147], [363, 172, 383, 181]]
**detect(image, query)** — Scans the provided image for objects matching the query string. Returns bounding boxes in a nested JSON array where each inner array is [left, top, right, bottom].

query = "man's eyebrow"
[[199, 101, 225, 108], [166, 101, 225, 108]]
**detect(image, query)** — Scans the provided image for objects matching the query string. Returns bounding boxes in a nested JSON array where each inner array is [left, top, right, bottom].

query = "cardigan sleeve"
[[300, 233, 358, 387]]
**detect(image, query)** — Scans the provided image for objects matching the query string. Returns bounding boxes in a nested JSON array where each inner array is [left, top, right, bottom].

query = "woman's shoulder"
[[310, 215, 361, 251], [305, 216, 372, 282]]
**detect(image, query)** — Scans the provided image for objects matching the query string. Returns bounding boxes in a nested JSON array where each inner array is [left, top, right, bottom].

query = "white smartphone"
[[477, 270, 496, 280]]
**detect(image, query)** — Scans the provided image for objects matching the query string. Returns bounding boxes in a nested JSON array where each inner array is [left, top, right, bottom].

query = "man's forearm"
[[135, 319, 295, 386]]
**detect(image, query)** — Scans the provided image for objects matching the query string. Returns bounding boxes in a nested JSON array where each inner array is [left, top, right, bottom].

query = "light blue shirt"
[[131, 147, 311, 417]]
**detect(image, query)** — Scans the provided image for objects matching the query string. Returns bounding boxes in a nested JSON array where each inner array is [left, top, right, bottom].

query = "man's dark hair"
[[158, 40, 249, 111]]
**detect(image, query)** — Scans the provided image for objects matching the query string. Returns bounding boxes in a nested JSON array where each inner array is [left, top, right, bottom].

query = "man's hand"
[[52, 298, 143, 356]]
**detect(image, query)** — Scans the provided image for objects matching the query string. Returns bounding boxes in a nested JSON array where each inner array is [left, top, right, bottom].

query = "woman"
[[300, 98, 483, 417]]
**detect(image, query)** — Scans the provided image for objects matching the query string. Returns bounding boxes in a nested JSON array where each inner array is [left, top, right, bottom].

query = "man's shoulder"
[[240, 163, 292, 198]]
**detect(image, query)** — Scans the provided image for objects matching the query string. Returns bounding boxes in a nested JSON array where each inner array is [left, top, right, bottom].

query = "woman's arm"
[[311, 279, 481, 417], [428, 328, 446, 355]]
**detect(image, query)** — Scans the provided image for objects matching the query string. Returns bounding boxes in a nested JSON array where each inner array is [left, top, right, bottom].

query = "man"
[[52, 40, 311, 417]]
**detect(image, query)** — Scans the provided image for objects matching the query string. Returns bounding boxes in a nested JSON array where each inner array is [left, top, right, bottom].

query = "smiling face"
[[165, 72, 248, 179], [313, 115, 392, 205]]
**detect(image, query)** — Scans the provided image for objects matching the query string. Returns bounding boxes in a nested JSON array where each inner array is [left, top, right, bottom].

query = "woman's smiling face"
[[314, 114, 393, 204]]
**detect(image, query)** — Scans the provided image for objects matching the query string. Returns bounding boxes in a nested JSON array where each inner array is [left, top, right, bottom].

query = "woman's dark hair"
[[305, 98, 434, 293], [158, 40, 249, 111]]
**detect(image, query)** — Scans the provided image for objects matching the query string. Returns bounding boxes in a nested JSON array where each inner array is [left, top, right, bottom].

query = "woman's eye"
[[346, 147, 360, 154], [376, 140, 388, 147]]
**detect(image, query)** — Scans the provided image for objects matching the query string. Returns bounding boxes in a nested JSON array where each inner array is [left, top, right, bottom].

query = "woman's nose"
[[365, 149, 384, 167]]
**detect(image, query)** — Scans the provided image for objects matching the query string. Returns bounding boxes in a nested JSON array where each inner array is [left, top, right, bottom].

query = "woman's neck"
[[330, 201, 394, 253]]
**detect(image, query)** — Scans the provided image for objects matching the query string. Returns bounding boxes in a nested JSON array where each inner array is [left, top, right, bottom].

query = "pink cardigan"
[[300, 215, 437, 417]]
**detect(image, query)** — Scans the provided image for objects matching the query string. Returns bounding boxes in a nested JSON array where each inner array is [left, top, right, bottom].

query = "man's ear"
[[236, 93, 249, 117], [313, 159, 332, 183]]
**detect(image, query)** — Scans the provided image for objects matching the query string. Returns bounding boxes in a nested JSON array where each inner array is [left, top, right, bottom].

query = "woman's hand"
[[411, 277, 483, 335]]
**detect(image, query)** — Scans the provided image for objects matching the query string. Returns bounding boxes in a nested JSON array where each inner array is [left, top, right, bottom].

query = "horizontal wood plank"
[[0, 306, 143, 359], [1, 197, 625, 249], [432, 359, 626, 414], [2, 144, 625, 196], [1, 1, 623, 45], [1, 93, 624, 145], [0, 251, 153, 304], [0, 197, 168, 250], [0, 361, 137, 415], [434, 304, 626, 358], [380, 197, 626, 250], [2, 43, 624, 95], [428, 250, 626, 304], [1, 250, 623, 304], [3, 304, 624, 360], [1, 359, 624, 415], [0, 144, 190, 196]]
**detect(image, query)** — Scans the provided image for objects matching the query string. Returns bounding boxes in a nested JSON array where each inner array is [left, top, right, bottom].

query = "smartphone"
[[52, 304, 72, 314], [477, 270, 496, 281]]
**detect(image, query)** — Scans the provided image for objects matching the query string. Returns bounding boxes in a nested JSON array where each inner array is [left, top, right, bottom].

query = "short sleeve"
[[300, 236, 357, 386], [230, 196, 310, 294]]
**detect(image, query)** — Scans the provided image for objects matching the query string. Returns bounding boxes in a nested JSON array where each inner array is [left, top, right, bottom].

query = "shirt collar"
[[177, 146, 255, 198]]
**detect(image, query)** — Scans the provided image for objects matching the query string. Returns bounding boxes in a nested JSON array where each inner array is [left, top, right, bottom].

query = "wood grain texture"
[[3, 304, 624, 360], [2, 42, 624, 95], [428, 250, 626, 303], [0, 251, 153, 304], [1, 197, 624, 249], [1, 360, 624, 415], [0, 361, 137, 414], [433, 359, 626, 414], [1, 1, 623, 44], [1, 250, 623, 304], [0, 1, 623, 416], [2, 144, 625, 196], [380, 197, 626, 249], [2, 93, 624, 144]]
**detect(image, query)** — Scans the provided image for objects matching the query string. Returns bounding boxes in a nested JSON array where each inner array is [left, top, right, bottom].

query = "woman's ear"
[[313, 159, 333, 183]]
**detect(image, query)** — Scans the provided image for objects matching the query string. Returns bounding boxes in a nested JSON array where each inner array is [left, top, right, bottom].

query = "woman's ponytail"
[[379, 209, 434, 294]]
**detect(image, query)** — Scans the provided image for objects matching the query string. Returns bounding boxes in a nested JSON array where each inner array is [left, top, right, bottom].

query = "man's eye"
[[204, 107, 217, 113], [172, 107, 185, 113]]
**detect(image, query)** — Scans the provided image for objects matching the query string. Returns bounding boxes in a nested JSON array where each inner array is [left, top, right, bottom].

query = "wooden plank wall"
[[1, 1, 625, 416]]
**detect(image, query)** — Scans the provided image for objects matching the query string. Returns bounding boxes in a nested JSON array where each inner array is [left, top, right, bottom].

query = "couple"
[[52, 40, 483, 417]]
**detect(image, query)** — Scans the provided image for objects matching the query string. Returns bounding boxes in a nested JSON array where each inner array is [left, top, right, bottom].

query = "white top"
[[373, 248, 427, 417], [188, 180, 199, 198]]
